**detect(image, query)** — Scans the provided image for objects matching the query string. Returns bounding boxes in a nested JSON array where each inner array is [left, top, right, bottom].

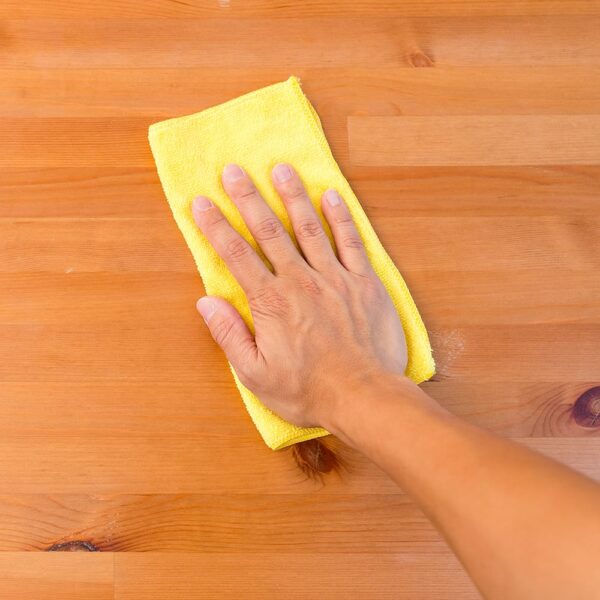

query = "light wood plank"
[[2, 17, 600, 70], [0, 118, 152, 168], [2, 217, 598, 272], [1, 380, 599, 441], [2, 67, 600, 118], [5, 117, 600, 169], [349, 115, 600, 166], [2, 269, 599, 329], [114, 552, 478, 600], [3, 0, 600, 18], [1, 307, 599, 382], [0, 553, 113, 600], [0, 115, 600, 170], [0, 493, 443, 552], [2, 167, 599, 218], [0, 436, 596, 495]]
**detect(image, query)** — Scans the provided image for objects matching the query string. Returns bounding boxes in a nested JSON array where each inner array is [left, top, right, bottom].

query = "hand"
[[192, 163, 407, 428]]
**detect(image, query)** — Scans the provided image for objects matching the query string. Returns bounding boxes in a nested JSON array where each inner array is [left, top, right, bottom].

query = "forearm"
[[324, 373, 600, 600]]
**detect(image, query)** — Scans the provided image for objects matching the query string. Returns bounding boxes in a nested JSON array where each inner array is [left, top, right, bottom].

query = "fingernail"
[[197, 297, 217, 323], [325, 189, 341, 207], [273, 163, 293, 183], [223, 163, 245, 182], [193, 196, 213, 212]]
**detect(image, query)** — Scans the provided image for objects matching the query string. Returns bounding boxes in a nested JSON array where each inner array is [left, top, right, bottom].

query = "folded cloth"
[[148, 76, 435, 450]]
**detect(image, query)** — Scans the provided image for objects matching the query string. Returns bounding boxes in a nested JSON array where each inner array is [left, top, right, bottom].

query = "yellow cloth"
[[148, 76, 435, 450]]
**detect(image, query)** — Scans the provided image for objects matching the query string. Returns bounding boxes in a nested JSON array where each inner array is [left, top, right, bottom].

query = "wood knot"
[[292, 438, 340, 479], [572, 386, 600, 428], [47, 540, 99, 552], [408, 51, 435, 68]]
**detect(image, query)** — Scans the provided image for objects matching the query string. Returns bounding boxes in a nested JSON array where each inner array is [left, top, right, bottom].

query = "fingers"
[[271, 163, 337, 272], [221, 164, 303, 273], [192, 195, 272, 293], [197, 296, 260, 376], [321, 189, 373, 276]]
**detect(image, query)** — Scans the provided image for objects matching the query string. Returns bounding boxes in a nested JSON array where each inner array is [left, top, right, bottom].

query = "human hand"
[[192, 163, 407, 428]]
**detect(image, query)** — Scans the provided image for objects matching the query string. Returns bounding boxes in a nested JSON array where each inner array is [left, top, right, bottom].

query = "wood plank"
[[0, 553, 113, 600], [0, 436, 596, 495], [2, 67, 600, 118], [423, 381, 600, 437], [114, 552, 478, 600], [2, 269, 599, 329], [2, 0, 600, 18], [351, 172, 600, 217], [2, 167, 600, 219], [349, 115, 600, 166], [428, 325, 600, 382], [2, 217, 598, 272], [0, 493, 443, 552], [414, 270, 600, 326], [0, 118, 152, 168], [1, 380, 599, 441], [1, 298, 599, 381], [5, 117, 600, 170], [2, 17, 600, 70]]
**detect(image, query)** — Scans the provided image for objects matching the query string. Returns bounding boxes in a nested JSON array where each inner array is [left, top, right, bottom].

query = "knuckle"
[[284, 183, 308, 202], [249, 286, 290, 319], [204, 209, 226, 229], [225, 237, 251, 262], [330, 273, 349, 294], [334, 212, 354, 224], [211, 318, 235, 348], [236, 184, 260, 201], [296, 219, 324, 240], [253, 217, 284, 242], [298, 275, 322, 296], [342, 234, 364, 249]]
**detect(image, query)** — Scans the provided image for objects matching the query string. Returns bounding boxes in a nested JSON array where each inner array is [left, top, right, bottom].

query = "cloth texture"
[[148, 76, 435, 450]]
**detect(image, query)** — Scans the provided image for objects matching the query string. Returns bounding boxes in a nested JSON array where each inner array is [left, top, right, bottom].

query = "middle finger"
[[222, 164, 303, 273]]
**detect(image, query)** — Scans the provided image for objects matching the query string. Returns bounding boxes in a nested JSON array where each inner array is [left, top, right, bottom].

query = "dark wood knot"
[[292, 438, 340, 479], [408, 51, 435, 68], [572, 386, 600, 428], [47, 540, 99, 552]]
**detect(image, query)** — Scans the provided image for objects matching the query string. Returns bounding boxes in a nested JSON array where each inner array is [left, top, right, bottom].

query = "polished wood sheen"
[[0, 1, 599, 598]]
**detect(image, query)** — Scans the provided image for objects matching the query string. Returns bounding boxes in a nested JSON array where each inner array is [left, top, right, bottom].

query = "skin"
[[192, 162, 600, 600]]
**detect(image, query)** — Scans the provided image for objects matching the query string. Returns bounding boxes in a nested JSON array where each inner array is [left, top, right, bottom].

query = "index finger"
[[192, 195, 273, 293]]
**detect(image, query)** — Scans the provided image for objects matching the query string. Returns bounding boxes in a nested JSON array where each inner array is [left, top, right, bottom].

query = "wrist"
[[319, 369, 434, 442]]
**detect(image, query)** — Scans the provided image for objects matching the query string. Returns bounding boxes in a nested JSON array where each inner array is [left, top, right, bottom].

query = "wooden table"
[[1, 2, 599, 598]]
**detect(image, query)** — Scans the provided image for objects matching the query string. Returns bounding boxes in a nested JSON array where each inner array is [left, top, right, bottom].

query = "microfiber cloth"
[[148, 76, 435, 450]]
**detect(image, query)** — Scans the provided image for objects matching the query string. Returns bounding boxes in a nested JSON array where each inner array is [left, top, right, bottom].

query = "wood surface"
[[1, 1, 599, 598]]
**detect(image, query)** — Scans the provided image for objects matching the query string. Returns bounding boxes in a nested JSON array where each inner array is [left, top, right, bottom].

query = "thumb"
[[196, 296, 259, 371]]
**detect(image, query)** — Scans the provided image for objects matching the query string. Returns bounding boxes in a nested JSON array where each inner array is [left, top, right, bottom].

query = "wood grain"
[[349, 115, 600, 166], [114, 553, 478, 600], [2, 166, 599, 218], [3, 0, 600, 18], [0, 553, 113, 600], [1, 1, 600, 598], [2, 67, 600, 118], [2, 17, 600, 69]]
